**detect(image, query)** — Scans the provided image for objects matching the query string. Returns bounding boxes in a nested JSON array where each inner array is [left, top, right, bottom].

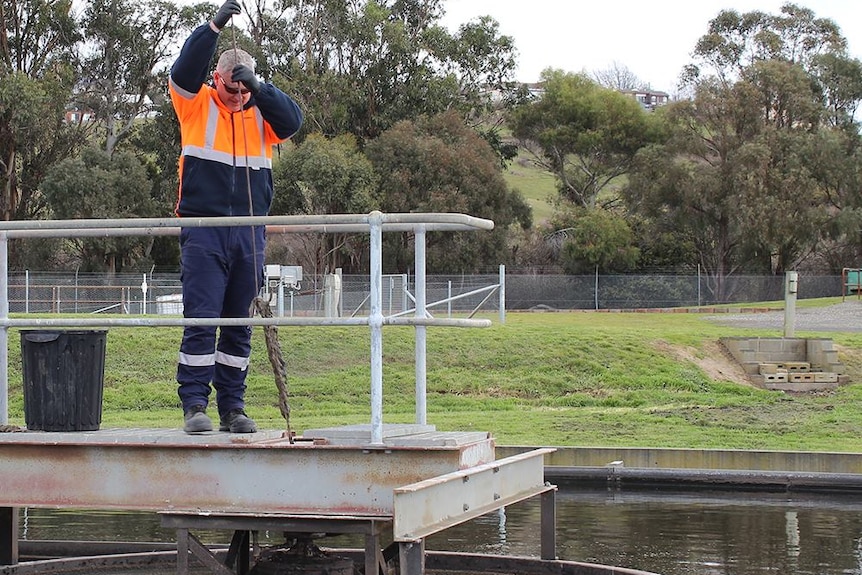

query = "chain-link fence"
[[5, 270, 846, 316]]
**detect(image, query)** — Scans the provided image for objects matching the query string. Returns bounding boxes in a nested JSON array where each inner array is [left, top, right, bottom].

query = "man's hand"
[[213, 0, 241, 29], [231, 65, 261, 95]]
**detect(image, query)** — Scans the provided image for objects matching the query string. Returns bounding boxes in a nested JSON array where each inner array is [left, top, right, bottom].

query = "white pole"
[[0, 233, 8, 424], [368, 212, 385, 445], [499, 264, 506, 324], [415, 226, 427, 425]]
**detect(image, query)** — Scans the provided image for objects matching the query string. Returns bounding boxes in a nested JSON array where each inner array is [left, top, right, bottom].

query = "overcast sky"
[[439, 1, 862, 94]]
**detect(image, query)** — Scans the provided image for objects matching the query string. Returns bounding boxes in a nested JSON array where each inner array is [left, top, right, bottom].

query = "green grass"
[[6, 300, 862, 451]]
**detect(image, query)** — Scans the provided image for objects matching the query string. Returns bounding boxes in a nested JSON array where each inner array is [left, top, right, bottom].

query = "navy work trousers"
[[176, 226, 265, 417]]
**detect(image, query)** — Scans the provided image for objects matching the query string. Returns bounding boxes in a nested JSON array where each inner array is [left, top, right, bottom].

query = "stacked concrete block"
[[719, 336, 848, 391], [806, 339, 844, 375]]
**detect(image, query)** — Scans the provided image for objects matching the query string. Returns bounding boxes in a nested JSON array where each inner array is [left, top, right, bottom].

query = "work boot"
[[183, 405, 213, 433], [219, 409, 257, 433]]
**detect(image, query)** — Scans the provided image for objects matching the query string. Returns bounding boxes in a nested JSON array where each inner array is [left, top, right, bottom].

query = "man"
[[169, 0, 303, 433]]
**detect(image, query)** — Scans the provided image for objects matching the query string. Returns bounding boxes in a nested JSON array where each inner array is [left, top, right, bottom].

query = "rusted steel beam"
[[0, 430, 495, 515]]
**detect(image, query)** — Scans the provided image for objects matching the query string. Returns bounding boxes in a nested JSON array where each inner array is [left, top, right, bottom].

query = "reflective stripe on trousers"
[[176, 225, 265, 416]]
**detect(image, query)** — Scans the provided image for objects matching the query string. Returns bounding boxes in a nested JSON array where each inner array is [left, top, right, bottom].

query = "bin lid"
[[21, 330, 107, 343]]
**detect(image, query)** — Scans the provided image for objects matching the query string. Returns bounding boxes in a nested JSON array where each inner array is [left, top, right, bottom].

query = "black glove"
[[231, 65, 261, 95], [213, 0, 241, 29]]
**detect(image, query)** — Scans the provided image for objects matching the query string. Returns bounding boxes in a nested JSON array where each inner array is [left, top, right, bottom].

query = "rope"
[[231, 18, 293, 441]]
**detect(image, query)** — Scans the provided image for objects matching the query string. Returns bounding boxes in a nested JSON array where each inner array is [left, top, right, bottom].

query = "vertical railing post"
[[0, 232, 8, 425], [414, 226, 427, 426], [0, 506, 18, 566], [368, 211, 385, 445], [540, 487, 557, 560]]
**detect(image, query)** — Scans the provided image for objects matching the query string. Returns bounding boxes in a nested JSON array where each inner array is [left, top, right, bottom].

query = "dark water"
[[17, 485, 862, 575]]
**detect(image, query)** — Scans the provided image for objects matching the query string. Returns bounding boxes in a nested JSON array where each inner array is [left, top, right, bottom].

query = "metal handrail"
[[0, 212, 494, 236], [0, 211, 495, 445]]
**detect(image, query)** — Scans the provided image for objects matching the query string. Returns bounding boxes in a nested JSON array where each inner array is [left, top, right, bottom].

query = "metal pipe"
[[0, 316, 490, 328], [414, 226, 427, 426], [0, 232, 7, 425], [0, 213, 494, 237], [368, 212, 385, 446], [499, 264, 506, 324], [388, 284, 499, 318]]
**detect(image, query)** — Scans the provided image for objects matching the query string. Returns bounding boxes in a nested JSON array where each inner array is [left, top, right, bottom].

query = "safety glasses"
[[218, 75, 250, 95]]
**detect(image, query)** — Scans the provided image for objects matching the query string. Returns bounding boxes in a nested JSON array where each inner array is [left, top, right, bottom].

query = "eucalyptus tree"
[[0, 0, 92, 269], [509, 69, 661, 210], [684, 2, 846, 86], [0, 0, 85, 224], [625, 3, 862, 301], [240, 0, 517, 147], [365, 110, 531, 273], [78, 0, 203, 156]]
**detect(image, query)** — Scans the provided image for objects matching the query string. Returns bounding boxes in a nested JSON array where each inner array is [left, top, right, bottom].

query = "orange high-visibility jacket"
[[169, 24, 302, 218]]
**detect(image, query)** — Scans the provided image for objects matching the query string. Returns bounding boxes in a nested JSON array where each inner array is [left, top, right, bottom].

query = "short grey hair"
[[216, 48, 256, 75]]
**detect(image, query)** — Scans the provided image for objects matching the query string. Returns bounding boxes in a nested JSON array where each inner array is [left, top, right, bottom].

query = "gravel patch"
[[704, 300, 862, 333]]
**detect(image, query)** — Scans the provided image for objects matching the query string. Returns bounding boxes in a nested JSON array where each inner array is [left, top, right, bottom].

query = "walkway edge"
[[498, 445, 862, 491]]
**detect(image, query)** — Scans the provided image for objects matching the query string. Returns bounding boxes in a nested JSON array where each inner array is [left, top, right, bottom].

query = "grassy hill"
[[503, 151, 556, 224]]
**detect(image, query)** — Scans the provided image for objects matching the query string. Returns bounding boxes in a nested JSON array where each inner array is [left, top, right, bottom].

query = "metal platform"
[[0, 424, 498, 513], [0, 424, 555, 575]]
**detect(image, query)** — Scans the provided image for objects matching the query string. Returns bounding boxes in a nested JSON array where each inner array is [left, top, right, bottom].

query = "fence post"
[[594, 266, 599, 310], [698, 264, 702, 307], [784, 271, 798, 338], [499, 264, 506, 324]]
